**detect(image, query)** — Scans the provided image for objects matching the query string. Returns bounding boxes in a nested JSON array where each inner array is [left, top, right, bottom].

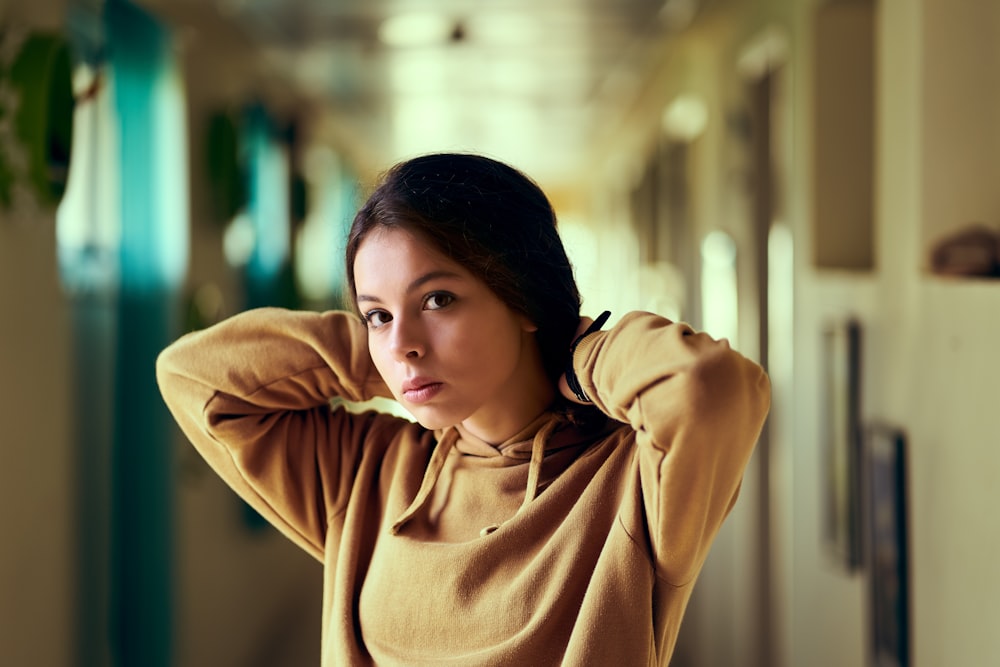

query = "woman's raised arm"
[[156, 307, 393, 560], [569, 311, 771, 585]]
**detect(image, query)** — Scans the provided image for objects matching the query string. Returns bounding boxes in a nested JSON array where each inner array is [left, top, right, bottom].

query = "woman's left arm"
[[569, 311, 771, 586]]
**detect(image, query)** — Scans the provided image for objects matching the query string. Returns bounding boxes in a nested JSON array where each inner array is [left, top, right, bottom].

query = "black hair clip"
[[565, 310, 611, 403]]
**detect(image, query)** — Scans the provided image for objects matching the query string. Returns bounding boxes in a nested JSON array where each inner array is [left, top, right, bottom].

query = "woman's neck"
[[460, 333, 556, 444]]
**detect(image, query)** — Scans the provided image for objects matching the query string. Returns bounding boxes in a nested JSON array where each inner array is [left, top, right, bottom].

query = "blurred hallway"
[[2, 0, 999, 665]]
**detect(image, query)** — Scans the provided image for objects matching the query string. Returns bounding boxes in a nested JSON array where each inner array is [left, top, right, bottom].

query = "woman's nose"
[[389, 315, 425, 360]]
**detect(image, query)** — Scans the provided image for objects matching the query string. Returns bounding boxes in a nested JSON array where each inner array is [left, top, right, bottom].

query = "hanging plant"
[[205, 110, 248, 226], [0, 26, 75, 220]]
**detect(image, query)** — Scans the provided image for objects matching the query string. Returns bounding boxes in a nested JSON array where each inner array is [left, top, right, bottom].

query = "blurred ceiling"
[[141, 0, 703, 186]]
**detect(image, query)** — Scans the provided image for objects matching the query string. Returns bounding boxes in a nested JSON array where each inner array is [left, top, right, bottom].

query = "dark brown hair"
[[345, 153, 584, 386]]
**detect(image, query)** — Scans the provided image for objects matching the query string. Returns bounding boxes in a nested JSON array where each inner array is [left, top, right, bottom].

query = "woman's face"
[[353, 226, 552, 442]]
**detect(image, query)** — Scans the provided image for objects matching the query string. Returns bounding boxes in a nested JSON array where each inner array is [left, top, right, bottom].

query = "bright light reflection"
[[662, 94, 708, 141], [482, 100, 537, 145], [223, 211, 254, 267], [155, 55, 190, 289], [768, 222, 794, 385], [295, 146, 344, 302], [465, 14, 545, 45], [557, 216, 599, 309], [379, 13, 453, 48], [386, 53, 449, 94], [487, 59, 545, 95], [638, 262, 684, 323], [701, 230, 739, 346], [391, 93, 548, 168], [247, 116, 290, 279], [392, 97, 464, 157]]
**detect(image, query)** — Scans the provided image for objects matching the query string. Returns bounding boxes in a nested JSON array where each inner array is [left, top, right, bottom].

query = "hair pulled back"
[[345, 153, 581, 385]]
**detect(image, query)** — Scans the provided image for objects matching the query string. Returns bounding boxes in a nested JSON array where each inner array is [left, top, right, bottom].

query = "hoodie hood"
[[450, 412, 587, 460], [390, 411, 607, 536]]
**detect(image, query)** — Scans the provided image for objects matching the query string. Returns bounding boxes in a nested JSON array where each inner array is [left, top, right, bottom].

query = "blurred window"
[[245, 106, 289, 280], [700, 230, 739, 346], [294, 146, 358, 309], [110, 6, 188, 292]]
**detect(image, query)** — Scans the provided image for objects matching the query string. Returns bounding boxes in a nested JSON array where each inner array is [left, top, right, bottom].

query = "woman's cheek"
[[368, 343, 393, 386]]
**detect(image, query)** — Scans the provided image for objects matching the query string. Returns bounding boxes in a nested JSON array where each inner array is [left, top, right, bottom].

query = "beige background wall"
[[0, 193, 75, 667], [2, 6, 74, 667]]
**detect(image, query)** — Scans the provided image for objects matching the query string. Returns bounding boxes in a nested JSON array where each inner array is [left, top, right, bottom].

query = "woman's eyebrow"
[[356, 270, 463, 305]]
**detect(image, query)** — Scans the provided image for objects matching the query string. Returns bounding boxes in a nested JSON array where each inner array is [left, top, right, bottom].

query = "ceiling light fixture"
[[662, 94, 708, 141]]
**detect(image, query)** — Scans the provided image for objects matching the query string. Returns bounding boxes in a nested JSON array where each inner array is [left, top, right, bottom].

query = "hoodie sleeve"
[[570, 311, 771, 586], [155, 307, 394, 561]]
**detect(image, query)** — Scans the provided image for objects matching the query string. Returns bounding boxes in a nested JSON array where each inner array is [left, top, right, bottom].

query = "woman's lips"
[[401, 378, 444, 404]]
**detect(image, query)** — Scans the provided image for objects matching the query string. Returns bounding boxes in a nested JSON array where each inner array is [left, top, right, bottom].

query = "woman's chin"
[[406, 404, 467, 432]]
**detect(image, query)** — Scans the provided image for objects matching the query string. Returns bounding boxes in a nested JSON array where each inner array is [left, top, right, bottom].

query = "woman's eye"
[[423, 292, 455, 311], [364, 310, 392, 328]]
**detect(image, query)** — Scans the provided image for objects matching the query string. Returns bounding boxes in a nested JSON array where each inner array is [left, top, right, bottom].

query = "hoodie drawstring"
[[516, 416, 559, 517], [390, 416, 561, 536], [390, 427, 460, 535]]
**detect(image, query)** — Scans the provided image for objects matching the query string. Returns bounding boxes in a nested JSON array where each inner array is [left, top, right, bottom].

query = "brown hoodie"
[[156, 308, 770, 665]]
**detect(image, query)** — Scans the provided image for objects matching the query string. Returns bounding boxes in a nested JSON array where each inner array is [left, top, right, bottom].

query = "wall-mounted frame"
[[864, 424, 910, 667], [820, 317, 862, 571]]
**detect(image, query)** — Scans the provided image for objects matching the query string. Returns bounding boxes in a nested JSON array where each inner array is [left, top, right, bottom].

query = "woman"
[[157, 153, 770, 665]]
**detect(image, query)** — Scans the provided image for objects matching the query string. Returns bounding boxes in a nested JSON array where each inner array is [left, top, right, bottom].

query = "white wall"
[[587, 1, 1000, 666], [885, 1, 1000, 664]]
